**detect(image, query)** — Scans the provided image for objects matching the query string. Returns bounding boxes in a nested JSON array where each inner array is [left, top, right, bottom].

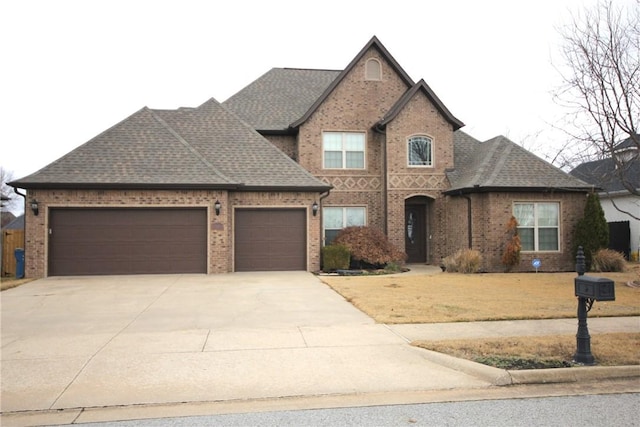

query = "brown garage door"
[[235, 209, 306, 271], [49, 208, 207, 276]]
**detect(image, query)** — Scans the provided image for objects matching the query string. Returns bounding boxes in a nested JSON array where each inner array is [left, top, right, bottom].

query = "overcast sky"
[[2, 0, 633, 188]]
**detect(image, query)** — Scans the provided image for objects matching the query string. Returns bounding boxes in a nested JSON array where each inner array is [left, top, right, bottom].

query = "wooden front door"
[[405, 205, 426, 263]]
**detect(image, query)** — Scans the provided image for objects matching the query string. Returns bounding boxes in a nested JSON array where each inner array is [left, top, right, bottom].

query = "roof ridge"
[[149, 108, 236, 184], [282, 67, 342, 72], [484, 138, 512, 186], [469, 138, 501, 185]]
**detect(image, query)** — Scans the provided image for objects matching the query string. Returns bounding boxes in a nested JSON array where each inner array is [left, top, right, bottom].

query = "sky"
[[1, 0, 633, 201]]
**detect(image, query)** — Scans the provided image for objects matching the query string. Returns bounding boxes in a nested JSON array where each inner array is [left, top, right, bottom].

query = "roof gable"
[[376, 79, 464, 131], [290, 36, 415, 128], [446, 132, 593, 194]]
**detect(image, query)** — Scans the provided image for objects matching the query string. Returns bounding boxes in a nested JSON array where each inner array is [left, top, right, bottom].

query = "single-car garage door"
[[234, 209, 306, 271], [49, 208, 207, 276]]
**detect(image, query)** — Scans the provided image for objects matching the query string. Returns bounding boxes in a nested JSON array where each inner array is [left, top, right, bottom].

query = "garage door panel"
[[235, 209, 306, 272], [49, 208, 207, 276]]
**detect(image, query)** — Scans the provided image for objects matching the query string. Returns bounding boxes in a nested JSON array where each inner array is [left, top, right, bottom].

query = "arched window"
[[407, 136, 433, 166], [365, 58, 381, 80]]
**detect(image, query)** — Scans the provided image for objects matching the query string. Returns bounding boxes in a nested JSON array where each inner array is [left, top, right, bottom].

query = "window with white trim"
[[407, 135, 433, 167], [323, 207, 366, 245], [513, 202, 560, 251], [323, 132, 365, 169]]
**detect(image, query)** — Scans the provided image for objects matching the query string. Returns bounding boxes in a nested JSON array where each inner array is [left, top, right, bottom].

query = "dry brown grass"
[[320, 265, 640, 324], [323, 264, 640, 368], [414, 333, 640, 367], [0, 278, 35, 291]]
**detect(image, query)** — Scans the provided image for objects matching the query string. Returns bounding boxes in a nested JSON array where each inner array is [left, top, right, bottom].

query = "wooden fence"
[[2, 229, 25, 277]]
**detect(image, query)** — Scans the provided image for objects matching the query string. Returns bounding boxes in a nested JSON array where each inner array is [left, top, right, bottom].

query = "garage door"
[[49, 208, 207, 276], [235, 209, 306, 271]]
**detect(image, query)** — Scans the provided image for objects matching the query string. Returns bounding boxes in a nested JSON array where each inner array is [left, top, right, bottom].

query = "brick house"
[[10, 36, 592, 277]]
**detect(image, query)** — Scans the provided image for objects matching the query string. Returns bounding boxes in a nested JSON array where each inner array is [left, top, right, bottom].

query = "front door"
[[405, 205, 426, 263]]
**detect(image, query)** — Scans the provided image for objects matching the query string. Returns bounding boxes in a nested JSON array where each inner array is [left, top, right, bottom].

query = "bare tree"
[[1, 166, 20, 216], [554, 0, 639, 202]]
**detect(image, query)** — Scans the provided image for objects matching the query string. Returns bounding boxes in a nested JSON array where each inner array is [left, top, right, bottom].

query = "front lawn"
[[320, 266, 640, 324]]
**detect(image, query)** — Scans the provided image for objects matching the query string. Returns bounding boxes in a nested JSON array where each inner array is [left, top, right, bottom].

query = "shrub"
[[321, 245, 350, 271], [443, 249, 482, 274], [573, 192, 609, 270], [592, 248, 626, 272], [501, 216, 521, 271], [333, 226, 407, 268]]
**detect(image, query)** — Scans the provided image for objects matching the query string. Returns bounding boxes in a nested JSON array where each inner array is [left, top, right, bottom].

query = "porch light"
[[214, 200, 221, 216], [312, 201, 319, 216], [30, 200, 39, 216]]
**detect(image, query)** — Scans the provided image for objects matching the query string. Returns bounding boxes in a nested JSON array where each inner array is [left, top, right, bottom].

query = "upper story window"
[[408, 135, 433, 167], [365, 58, 382, 80], [513, 202, 560, 251], [323, 132, 365, 169]]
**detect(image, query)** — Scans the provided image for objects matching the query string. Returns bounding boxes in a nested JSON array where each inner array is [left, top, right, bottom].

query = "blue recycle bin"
[[14, 248, 25, 279]]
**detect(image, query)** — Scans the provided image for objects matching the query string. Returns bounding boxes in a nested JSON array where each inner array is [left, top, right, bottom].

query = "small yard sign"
[[532, 258, 541, 272]]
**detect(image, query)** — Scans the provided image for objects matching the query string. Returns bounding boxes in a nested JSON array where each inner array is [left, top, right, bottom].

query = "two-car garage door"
[[49, 208, 207, 276]]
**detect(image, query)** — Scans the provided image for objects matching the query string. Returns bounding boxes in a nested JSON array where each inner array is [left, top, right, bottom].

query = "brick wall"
[[263, 134, 297, 161], [294, 46, 460, 263], [24, 188, 321, 278], [443, 191, 588, 272], [297, 46, 408, 230]]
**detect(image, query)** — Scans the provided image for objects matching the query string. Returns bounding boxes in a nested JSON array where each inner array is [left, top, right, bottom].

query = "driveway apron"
[[1, 272, 489, 412]]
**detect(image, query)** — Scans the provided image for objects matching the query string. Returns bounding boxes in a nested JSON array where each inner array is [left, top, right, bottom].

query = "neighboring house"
[[9, 36, 592, 277], [570, 136, 640, 259]]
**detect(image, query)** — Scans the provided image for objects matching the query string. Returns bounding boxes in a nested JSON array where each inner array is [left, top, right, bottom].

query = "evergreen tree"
[[573, 192, 609, 270]]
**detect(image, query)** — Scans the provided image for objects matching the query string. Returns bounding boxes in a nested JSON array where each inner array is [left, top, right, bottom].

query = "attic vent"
[[365, 58, 381, 80]]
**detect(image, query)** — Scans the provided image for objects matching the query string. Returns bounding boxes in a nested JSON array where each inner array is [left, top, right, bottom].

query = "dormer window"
[[365, 58, 382, 80]]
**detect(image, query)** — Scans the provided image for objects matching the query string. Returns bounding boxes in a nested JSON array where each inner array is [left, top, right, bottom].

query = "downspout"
[[317, 189, 330, 245], [374, 124, 388, 235], [461, 193, 472, 249]]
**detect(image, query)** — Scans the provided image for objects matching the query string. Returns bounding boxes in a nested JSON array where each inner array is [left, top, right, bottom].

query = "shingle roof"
[[445, 132, 592, 194], [570, 158, 639, 193], [223, 68, 341, 131], [376, 79, 464, 131], [10, 99, 330, 191]]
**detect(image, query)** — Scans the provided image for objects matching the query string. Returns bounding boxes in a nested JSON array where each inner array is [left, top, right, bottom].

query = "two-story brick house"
[[10, 36, 592, 277]]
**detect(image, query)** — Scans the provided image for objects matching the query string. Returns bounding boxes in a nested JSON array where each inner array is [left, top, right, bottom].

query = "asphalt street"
[[69, 393, 640, 426]]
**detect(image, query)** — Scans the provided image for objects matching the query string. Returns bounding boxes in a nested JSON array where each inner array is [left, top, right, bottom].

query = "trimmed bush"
[[333, 226, 407, 268], [321, 244, 350, 271], [443, 249, 482, 274], [592, 248, 626, 272]]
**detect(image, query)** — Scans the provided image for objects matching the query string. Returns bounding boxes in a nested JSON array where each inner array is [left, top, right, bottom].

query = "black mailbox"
[[575, 275, 615, 301]]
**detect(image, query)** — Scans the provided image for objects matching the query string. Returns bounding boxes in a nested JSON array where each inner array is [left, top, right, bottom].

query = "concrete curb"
[[418, 349, 512, 385], [508, 365, 640, 385], [419, 348, 640, 386]]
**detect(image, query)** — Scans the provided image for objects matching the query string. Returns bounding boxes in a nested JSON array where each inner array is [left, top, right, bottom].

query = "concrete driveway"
[[1, 272, 490, 415]]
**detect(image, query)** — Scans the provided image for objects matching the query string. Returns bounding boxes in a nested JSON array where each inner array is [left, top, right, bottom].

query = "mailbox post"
[[573, 246, 616, 365]]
